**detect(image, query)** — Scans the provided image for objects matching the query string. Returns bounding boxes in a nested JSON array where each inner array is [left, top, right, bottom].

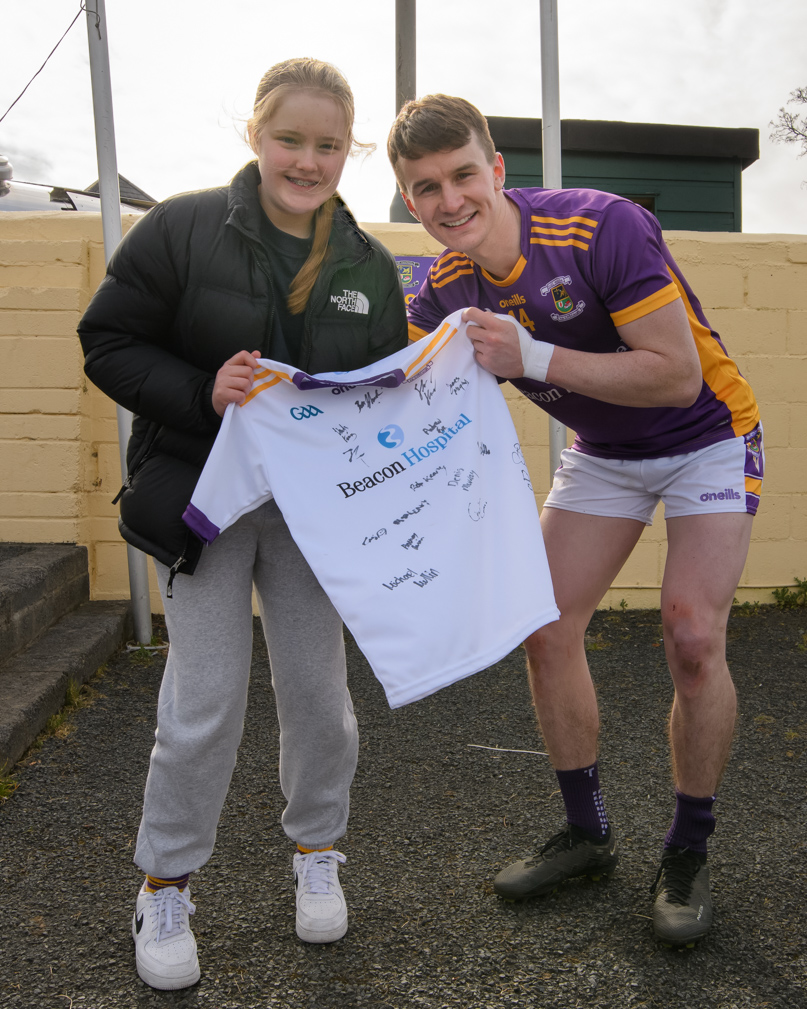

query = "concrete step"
[[0, 543, 90, 660], [0, 599, 133, 774]]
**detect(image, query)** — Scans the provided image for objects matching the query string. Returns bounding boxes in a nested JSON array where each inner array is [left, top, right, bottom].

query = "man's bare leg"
[[492, 508, 644, 900], [651, 511, 753, 945], [661, 513, 752, 795], [525, 508, 645, 768]]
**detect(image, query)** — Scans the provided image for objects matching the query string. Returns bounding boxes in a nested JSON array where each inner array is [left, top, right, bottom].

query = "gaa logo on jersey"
[[290, 405, 324, 420], [378, 424, 404, 449], [551, 283, 574, 314]]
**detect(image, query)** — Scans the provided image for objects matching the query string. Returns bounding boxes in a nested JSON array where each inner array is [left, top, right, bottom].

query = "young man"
[[387, 95, 763, 946]]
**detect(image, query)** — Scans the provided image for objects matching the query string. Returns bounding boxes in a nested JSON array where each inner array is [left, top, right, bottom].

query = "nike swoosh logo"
[[135, 912, 144, 934]]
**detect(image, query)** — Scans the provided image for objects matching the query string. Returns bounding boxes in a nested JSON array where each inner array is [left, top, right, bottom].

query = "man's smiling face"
[[397, 134, 507, 261]]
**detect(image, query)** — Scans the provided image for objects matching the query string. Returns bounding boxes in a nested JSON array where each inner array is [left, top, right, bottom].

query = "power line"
[[0, 5, 85, 126]]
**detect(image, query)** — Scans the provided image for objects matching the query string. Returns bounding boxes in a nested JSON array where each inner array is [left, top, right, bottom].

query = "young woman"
[[79, 58, 407, 990]]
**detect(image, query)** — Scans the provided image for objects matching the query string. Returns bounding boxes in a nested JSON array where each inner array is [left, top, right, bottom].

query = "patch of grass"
[[27, 672, 105, 757], [584, 632, 609, 651], [732, 598, 763, 616], [128, 646, 155, 665], [0, 772, 19, 802], [754, 713, 775, 734], [772, 577, 807, 609]]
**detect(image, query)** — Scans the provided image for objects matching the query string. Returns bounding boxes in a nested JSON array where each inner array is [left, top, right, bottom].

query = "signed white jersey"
[[185, 310, 559, 707]]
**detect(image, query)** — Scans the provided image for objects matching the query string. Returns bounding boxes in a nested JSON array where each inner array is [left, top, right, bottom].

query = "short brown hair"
[[387, 94, 496, 189]]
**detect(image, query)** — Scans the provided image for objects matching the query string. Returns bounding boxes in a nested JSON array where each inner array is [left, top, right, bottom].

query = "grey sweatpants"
[[134, 500, 359, 876]]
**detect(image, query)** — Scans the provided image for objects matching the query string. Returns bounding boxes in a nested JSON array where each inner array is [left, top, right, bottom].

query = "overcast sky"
[[2, 0, 806, 233]]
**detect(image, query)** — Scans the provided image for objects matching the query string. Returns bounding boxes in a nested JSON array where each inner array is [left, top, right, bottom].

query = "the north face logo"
[[331, 289, 369, 314]]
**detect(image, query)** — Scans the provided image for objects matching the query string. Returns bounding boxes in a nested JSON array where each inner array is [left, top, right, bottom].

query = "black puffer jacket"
[[79, 162, 408, 577]]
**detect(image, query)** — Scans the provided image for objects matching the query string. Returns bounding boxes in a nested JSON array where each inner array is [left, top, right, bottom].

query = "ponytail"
[[287, 195, 337, 315]]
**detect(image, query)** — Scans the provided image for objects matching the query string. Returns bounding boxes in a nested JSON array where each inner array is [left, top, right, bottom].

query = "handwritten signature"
[[414, 377, 437, 406], [393, 499, 430, 525], [469, 500, 488, 522], [401, 532, 424, 551], [333, 423, 357, 443], [356, 389, 382, 413]]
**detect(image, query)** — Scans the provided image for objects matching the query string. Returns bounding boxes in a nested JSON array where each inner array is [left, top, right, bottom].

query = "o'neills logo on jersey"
[[499, 293, 526, 309], [400, 413, 471, 468], [337, 461, 406, 499], [331, 289, 370, 314], [700, 488, 742, 502]]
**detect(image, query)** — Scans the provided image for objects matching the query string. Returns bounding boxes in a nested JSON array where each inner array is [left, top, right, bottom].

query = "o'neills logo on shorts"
[[700, 488, 741, 502], [331, 289, 369, 314]]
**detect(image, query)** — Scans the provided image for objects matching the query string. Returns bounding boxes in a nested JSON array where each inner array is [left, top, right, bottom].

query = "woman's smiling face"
[[251, 90, 349, 238]]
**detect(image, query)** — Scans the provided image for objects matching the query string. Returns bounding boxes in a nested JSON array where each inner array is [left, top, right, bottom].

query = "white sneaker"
[[293, 849, 348, 943], [132, 884, 200, 990]]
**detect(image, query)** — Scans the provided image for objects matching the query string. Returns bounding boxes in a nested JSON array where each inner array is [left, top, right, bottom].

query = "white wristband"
[[493, 313, 554, 383]]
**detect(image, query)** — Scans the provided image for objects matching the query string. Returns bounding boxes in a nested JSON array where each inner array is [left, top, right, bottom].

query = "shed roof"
[[485, 118, 759, 169]]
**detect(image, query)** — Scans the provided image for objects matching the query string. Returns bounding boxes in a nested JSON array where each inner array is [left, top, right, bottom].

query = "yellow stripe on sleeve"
[[433, 266, 476, 289], [609, 282, 680, 327], [531, 215, 599, 228], [531, 225, 595, 239], [430, 252, 472, 283], [403, 321, 458, 378], [529, 237, 591, 251], [241, 371, 292, 406]]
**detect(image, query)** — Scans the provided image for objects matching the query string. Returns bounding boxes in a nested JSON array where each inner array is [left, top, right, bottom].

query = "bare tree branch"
[[770, 86, 807, 156]]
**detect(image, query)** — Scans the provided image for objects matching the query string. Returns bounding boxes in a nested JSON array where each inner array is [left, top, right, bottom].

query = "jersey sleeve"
[[183, 397, 274, 543], [588, 199, 681, 327], [406, 255, 458, 340]]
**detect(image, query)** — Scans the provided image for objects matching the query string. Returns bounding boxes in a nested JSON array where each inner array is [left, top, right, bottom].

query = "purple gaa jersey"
[[407, 188, 759, 459]]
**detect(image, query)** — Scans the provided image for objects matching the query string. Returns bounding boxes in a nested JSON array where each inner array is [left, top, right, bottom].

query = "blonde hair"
[[247, 57, 370, 315]]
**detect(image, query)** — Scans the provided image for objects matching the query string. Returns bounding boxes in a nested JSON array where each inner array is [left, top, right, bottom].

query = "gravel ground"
[[1, 604, 805, 1009]]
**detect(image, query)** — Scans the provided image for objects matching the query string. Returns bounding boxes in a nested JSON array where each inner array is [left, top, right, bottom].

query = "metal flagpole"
[[389, 0, 417, 222], [85, 0, 152, 644], [539, 0, 568, 481]]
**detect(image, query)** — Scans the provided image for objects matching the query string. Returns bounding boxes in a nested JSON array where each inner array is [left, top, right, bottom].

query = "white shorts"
[[544, 425, 764, 526]]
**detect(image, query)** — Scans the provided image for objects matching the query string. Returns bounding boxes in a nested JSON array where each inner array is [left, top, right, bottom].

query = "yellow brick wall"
[[1, 213, 805, 611]]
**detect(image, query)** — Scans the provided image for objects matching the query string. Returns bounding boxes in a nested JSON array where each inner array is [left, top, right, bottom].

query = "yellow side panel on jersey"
[[670, 269, 759, 437], [408, 321, 430, 342], [609, 283, 680, 327]]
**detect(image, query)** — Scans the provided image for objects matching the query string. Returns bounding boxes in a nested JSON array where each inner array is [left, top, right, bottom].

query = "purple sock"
[[664, 790, 716, 854], [556, 762, 609, 838]]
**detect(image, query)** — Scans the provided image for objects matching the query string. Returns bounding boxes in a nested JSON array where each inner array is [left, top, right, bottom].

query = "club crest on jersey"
[[551, 283, 574, 314], [540, 274, 586, 322]]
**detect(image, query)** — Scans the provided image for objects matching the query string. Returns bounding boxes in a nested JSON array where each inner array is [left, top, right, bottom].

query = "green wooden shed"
[[486, 118, 759, 232]]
